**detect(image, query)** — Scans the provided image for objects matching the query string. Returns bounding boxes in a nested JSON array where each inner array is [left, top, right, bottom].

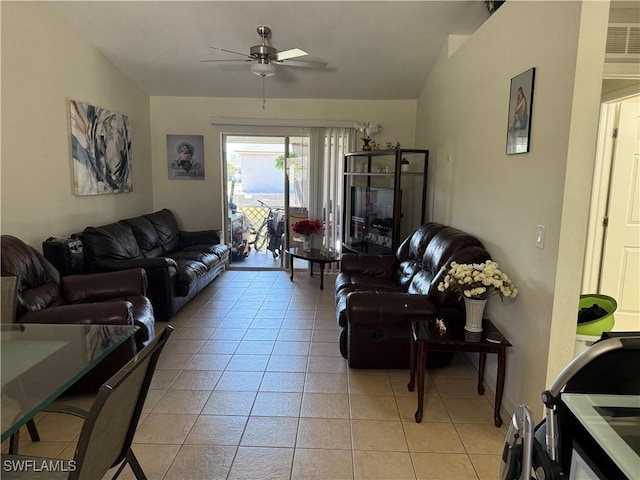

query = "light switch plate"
[[536, 225, 545, 249]]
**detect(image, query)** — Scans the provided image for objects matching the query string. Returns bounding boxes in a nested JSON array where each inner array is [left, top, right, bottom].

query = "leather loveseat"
[[1, 234, 155, 392], [335, 223, 492, 369], [79, 209, 229, 322]]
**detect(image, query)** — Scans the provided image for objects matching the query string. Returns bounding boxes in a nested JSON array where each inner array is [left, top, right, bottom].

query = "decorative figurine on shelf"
[[354, 121, 381, 151], [386, 141, 402, 150]]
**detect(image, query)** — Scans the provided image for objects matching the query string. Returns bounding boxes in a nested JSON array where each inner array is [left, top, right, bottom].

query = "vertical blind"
[[307, 127, 356, 266]]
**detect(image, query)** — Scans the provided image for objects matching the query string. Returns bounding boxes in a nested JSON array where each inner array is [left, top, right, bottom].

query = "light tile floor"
[[4, 270, 507, 479]]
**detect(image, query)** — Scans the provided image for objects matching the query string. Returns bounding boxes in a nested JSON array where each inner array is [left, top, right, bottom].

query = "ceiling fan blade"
[[278, 59, 328, 68], [210, 46, 253, 59], [201, 59, 252, 63], [276, 48, 308, 61]]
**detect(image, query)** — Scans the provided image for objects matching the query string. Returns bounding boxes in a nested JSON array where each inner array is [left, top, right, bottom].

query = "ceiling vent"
[[606, 23, 640, 59]]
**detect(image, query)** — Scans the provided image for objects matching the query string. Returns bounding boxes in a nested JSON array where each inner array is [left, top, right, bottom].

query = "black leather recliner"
[[1, 234, 155, 392], [335, 223, 492, 368]]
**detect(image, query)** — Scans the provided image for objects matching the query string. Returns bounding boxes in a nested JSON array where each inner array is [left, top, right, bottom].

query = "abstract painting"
[[167, 134, 205, 179], [70, 100, 132, 195]]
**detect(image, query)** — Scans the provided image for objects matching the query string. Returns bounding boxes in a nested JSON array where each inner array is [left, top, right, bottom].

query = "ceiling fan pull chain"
[[262, 76, 266, 110]]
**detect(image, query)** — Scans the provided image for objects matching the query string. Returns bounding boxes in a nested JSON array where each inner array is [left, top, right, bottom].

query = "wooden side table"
[[407, 318, 512, 427]]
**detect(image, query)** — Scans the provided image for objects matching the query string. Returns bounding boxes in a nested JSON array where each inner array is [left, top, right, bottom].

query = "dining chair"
[[1, 325, 174, 480]]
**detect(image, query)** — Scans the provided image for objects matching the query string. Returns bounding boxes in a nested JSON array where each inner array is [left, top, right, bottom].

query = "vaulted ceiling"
[[53, 1, 490, 100]]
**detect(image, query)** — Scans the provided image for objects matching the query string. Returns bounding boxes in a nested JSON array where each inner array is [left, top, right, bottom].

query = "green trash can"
[[575, 294, 617, 356]]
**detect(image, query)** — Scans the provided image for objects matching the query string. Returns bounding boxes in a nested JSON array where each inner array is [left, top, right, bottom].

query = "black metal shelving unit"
[[342, 149, 428, 255]]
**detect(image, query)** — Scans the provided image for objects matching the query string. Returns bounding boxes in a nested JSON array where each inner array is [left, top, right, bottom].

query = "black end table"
[[407, 317, 511, 427], [286, 247, 340, 290]]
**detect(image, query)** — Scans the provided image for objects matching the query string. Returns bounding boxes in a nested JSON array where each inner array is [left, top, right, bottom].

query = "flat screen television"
[[349, 186, 394, 251]]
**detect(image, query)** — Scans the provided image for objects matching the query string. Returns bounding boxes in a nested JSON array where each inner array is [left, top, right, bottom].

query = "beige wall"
[[1, 2, 152, 248], [149, 96, 416, 230], [416, 0, 609, 413]]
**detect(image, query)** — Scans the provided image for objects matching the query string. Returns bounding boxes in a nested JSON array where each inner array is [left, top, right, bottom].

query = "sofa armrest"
[[89, 256, 178, 273], [61, 268, 147, 303], [346, 291, 438, 327], [179, 229, 222, 248], [19, 301, 134, 326], [340, 253, 397, 277]]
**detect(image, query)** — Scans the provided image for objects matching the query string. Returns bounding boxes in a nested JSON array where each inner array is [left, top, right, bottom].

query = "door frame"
[[221, 132, 312, 269], [582, 92, 640, 293]]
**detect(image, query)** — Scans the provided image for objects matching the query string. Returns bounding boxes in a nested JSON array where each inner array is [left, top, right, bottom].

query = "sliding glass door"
[[284, 135, 310, 255], [223, 134, 309, 270]]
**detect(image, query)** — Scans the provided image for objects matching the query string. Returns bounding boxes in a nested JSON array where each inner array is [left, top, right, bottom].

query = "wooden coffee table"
[[286, 247, 340, 290], [407, 317, 511, 427]]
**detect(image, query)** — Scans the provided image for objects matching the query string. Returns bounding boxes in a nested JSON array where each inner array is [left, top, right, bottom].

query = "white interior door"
[[601, 101, 640, 331]]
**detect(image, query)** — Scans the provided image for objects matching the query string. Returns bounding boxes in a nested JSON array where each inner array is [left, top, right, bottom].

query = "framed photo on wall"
[[506, 67, 535, 155], [167, 134, 205, 179]]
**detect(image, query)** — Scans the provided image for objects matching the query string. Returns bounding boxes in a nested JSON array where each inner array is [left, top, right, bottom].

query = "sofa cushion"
[[414, 228, 491, 305], [396, 223, 447, 289], [335, 272, 399, 293], [83, 223, 142, 262], [121, 216, 161, 253], [185, 244, 230, 264], [1, 235, 62, 315], [422, 228, 484, 273], [144, 209, 180, 254], [171, 251, 221, 270], [211, 244, 230, 262], [174, 259, 208, 296], [396, 260, 422, 288], [181, 243, 229, 261]]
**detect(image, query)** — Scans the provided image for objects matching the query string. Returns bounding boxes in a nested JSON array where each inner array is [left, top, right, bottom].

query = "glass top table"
[[562, 393, 640, 479], [1, 323, 139, 442]]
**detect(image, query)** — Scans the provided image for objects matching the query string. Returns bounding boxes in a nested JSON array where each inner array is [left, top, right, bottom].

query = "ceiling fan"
[[201, 25, 327, 77]]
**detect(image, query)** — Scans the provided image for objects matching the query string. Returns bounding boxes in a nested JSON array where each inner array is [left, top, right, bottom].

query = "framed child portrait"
[[506, 68, 535, 155], [167, 134, 205, 179]]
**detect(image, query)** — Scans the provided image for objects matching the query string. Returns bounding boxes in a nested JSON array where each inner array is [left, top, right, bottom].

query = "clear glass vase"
[[303, 235, 312, 252]]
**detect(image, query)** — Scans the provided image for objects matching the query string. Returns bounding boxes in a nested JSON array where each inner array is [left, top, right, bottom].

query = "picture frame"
[[167, 134, 205, 179], [69, 100, 132, 195], [506, 67, 535, 155]]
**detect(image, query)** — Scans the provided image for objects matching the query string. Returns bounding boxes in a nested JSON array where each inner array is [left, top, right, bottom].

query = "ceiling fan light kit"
[[251, 62, 276, 77]]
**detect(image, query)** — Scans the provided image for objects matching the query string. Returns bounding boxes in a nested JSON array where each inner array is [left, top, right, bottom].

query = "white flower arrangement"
[[354, 121, 381, 139], [437, 260, 518, 300]]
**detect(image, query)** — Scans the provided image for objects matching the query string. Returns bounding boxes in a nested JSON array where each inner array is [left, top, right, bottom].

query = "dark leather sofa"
[[79, 209, 229, 322], [335, 223, 492, 369], [1, 234, 155, 392]]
